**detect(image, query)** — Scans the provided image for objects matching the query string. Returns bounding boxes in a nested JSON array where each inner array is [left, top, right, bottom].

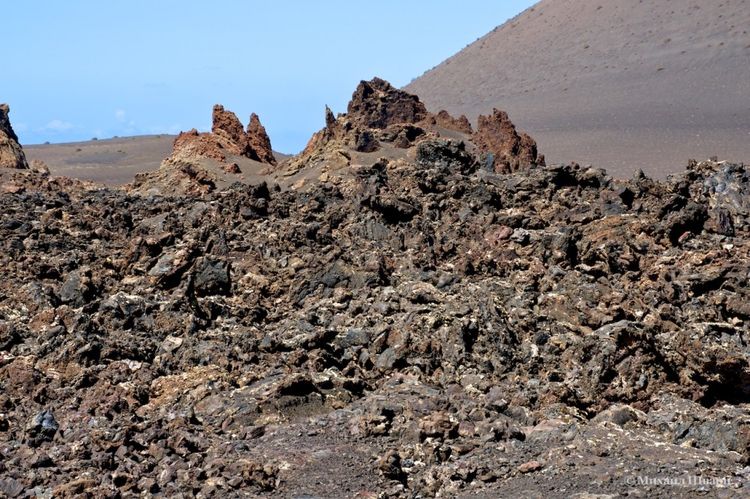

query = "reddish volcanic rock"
[[247, 113, 276, 166], [347, 77, 428, 129], [169, 107, 276, 167], [212, 105, 248, 156], [0, 104, 29, 170], [473, 108, 541, 174], [300, 106, 343, 157], [172, 128, 227, 163], [433, 110, 473, 134]]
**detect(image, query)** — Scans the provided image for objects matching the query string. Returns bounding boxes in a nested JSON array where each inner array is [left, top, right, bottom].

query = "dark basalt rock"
[[192, 257, 231, 296], [347, 77, 428, 129]]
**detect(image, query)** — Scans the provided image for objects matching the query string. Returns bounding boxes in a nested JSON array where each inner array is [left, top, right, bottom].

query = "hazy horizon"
[[6, 0, 536, 153]]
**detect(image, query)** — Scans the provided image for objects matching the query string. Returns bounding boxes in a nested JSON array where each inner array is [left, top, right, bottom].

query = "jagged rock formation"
[[129, 106, 277, 196], [171, 105, 276, 166], [432, 109, 473, 134], [3, 148, 750, 496], [347, 77, 428, 129], [287, 78, 527, 180], [211, 104, 248, 155], [0, 104, 29, 170], [2, 81, 749, 497], [473, 108, 542, 173], [247, 113, 276, 165]]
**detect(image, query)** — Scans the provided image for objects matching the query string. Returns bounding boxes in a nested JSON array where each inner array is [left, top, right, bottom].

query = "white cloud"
[[115, 109, 127, 122], [42, 119, 74, 132]]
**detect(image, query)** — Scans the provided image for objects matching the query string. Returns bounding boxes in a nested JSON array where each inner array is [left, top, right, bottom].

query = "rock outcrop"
[[473, 108, 543, 173], [289, 78, 480, 177], [3, 151, 750, 497], [211, 104, 248, 155], [0, 104, 29, 170], [433, 109, 473, 134], [170, 105, 276, 167], [247, 113, 276, 165], [131, 106, 277, 196], [347, 77, 428, 129]]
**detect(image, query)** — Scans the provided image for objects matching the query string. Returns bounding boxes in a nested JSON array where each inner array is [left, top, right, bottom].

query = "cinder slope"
[[406, 0, 750, 177]]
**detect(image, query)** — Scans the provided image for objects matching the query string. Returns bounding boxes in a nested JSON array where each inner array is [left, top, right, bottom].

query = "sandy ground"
[[24, 135, 176, 185], [406, 0, 750, 178]]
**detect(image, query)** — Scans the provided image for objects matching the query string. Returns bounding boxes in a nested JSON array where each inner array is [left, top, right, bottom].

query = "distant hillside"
[[406, 0, 750, 177], [24, 135, 176, 185]]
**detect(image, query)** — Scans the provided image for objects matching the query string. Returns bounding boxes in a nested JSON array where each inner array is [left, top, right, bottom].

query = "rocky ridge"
[[129, 106, 277, 197], [1, 81, 749, 497]]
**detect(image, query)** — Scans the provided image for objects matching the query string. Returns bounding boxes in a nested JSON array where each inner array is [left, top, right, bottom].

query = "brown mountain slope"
[[406, 0, 750, 178]]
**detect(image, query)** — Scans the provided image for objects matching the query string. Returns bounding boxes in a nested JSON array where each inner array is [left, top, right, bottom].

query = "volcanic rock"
[[171, 128, 229, 164], [247, 113, 277, 165], [473, 108, 542, 173], [347, 77, 428, 129], [289, 79, 462, 177], [26, 410, 58, 445], [433, 109, 473, 134], [2, 78, 750, 497], [212, 104, 248, 155], [130, 106, 277, 196], [0, 104, 29, 170], [167, 106, 276, 167]]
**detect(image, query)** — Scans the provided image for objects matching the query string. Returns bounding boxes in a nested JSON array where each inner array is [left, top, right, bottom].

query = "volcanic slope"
[[406, 0, 750, 178]]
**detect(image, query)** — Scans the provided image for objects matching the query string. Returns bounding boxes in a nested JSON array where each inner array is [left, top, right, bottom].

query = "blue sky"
[[5, 1, 536, 152]]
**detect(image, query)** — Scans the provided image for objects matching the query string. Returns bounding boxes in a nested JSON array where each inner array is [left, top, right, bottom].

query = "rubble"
[[1, 80, 749, 497]]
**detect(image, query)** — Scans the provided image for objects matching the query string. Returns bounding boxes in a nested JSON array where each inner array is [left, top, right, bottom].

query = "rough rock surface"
[[433, 109, 473, 134], [474, 108, 542, 173], [129, 106, 277, 196], [246, 113, 276, 166], [288, 79, 484, 179], [0, 104, 29, 170], [211, 104, 249, 156], [347, 77, 428, 129], [1, 80, 749, 497], [170, 105, 275, 167]]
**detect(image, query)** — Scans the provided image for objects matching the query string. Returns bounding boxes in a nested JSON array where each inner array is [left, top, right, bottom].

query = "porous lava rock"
[[473, 108, 543, 173], [170, 105, 276, 166], [247, 113, 276, 165], [347, 77, 428, 129]]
